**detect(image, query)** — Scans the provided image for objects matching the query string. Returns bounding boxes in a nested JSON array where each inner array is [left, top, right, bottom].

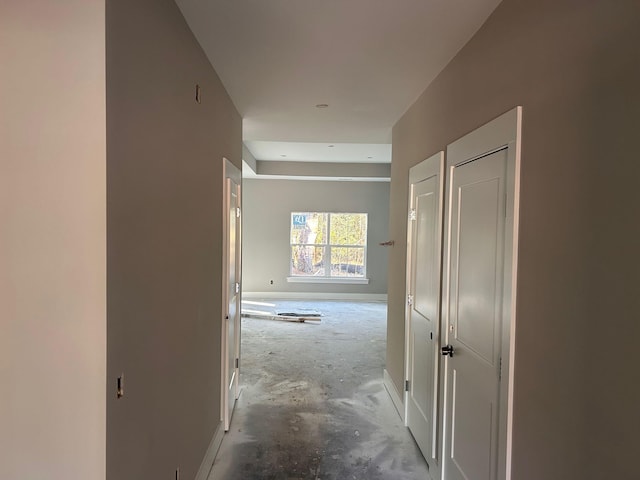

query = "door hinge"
[[409, 209, 417, 221], [499, 356, 502, 380], [236, 207, 241, 218], [235, 358, 239, 369], [407, 294, 414, 306], [235, 282, 240, 294], [405, 380, 410, 392]]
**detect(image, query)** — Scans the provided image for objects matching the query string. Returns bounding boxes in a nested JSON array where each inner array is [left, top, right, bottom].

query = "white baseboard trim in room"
[[194, 421, 225, 480], [243, 291, 387, 302], [383, 369, 405, 423]]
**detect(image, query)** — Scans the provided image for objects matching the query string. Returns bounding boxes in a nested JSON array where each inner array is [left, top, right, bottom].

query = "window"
[[290, 212, 368, 280]]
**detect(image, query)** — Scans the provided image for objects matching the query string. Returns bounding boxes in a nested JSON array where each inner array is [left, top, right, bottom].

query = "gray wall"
[[0, 1, 106, 478], [243, 179, 389, 295], [256, 161, 391, 180], [106, 0, 241, 479], [387, 1, 640, 478]]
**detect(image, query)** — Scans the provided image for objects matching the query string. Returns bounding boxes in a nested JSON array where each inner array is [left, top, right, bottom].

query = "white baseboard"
[[243, 291, 387, 302], [195, 421, 225, 480], [383, 369, 405, 423]]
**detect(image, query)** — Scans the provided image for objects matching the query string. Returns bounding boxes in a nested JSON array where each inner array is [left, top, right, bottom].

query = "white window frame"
[[287, 212, 370, 284]]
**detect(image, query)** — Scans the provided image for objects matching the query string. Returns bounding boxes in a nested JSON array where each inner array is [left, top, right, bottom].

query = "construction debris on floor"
[[242, 300, 322, 322], [209, 300, 430, 480]]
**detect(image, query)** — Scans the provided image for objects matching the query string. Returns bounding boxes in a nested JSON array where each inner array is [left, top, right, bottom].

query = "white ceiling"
[[175, 0, 502, 171]]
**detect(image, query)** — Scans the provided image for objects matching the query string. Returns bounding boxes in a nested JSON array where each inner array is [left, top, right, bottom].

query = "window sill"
[[287, 276, 370, 285]]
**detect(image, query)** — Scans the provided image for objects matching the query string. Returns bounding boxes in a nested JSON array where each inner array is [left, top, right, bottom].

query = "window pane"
[[329, 213, 367, 246], [330, 247, 365, 277], [291, 212, 327, 244], [291, 246, 325, 276]]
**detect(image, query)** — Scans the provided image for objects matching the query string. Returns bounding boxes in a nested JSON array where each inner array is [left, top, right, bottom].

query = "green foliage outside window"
[[290, 212, 367, 277]]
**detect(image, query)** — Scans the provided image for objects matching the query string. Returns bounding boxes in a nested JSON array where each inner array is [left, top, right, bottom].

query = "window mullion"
[[325, 214, 331, 277]]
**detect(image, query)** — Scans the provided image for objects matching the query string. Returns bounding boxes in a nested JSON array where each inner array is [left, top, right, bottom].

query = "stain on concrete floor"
[[208, 300, 430, 480]]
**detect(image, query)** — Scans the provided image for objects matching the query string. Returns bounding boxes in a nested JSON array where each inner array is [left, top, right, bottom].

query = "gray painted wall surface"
[[256, 161, 391, 179], [106, 0, 241, 478], [0, 1, 107, 478], [387, 1, 640, 479], [243, 179, 389, 295]]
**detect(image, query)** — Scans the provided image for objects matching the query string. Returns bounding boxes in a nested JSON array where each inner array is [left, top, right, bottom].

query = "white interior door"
[[441, 107, 521, 480], [443, 149, 507, 480], [223, 158, 241, 431], [405, 152, 444, 479]]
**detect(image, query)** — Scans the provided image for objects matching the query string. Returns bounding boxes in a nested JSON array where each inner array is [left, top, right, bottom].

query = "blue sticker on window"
[[292, 214, 306, 226]]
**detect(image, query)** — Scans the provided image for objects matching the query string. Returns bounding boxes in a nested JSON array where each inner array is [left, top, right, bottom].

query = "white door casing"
[[222, 158, 242, 431], [441, 107, 521, 480], [405, 152, 445, 479]]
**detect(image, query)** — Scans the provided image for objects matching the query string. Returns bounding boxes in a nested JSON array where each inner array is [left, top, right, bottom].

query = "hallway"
[[208, 300, 429, 480]]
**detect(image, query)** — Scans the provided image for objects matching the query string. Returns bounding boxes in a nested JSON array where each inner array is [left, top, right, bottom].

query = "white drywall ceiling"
[[176, 0, 502, 168]]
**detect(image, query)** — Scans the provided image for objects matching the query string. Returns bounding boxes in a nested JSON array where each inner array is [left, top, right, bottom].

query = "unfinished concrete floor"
[[207, 300, 430, 480]]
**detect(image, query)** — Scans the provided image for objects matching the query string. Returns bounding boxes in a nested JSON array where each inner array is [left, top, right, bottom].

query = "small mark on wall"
[[116, 374, 124, 399]]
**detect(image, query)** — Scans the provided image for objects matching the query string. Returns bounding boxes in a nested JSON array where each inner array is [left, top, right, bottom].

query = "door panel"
[[455, 177, 501, 364], [406, 153, 444, 478], [450, 370, 493, 480], [226, 181, 238, 428], [223, 159, 241, 432], [414, 191, 438, 321], [443, 149, 507, 480], [410, 182, 437, 431]]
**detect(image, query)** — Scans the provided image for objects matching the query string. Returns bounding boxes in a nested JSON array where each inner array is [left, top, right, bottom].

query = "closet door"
[[442, 149, 507, 480], [441, 107, 522, 480], [405, 152, 444, 478], [223, 158, 241, 431]]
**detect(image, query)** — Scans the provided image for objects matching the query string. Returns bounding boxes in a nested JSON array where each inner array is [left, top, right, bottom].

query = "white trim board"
[[243, 292, 387, 301], [383, 369, 405, 422], [195, 421, 225, 480], [286, 276, 370, 285]]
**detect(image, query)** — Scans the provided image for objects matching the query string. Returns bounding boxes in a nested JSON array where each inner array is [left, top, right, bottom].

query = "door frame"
[[441, 107, 522, 480], [404, 151, 445, 477], [221, 157, 242, 431]]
